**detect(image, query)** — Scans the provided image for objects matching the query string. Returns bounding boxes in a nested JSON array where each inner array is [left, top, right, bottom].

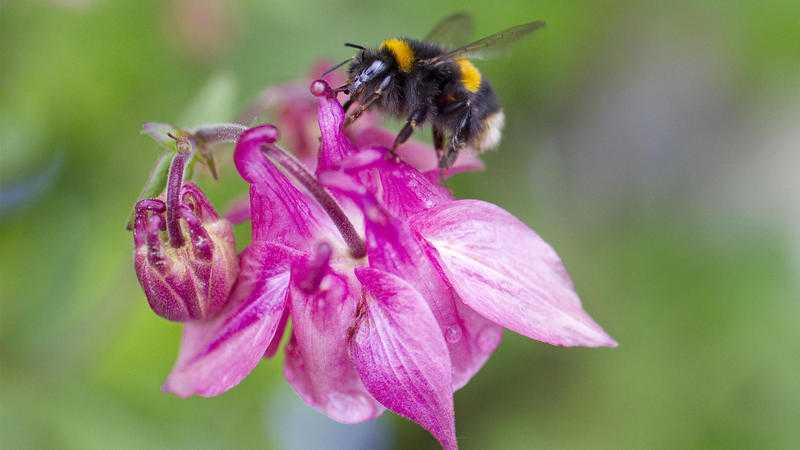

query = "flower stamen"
[[166, 146, 192, 248], [176, 204, 213, 261], [145, 214, 166, 270]]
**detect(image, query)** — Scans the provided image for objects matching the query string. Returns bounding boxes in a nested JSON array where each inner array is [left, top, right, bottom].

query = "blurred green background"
[[2, 1, 799, 449]]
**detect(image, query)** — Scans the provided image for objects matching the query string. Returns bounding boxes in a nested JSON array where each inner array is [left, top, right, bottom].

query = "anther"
[[177, 205, 213, 261], [166, 151, 192, 248], [146, 214, 167, 270], [134, 199, 166, 247]]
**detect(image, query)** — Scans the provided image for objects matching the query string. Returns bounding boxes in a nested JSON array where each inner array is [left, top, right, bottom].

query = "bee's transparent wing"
[[423, 12, 475, 48], [424, 20, 546, 64]]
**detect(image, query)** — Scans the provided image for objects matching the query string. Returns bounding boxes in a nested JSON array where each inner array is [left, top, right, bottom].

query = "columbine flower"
[[160, 80, 615, 450], [133, 137, 238, 321]]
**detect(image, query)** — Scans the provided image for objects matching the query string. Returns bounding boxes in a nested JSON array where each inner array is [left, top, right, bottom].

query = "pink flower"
[[162, 80, 616, 449], [133, 139, 238, 322]]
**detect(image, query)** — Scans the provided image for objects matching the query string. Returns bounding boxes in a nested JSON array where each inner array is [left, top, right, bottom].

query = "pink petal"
[[238, 60, 344, 125], [340, 147, 453, 220], [277, 100, 318, 170], [163, 242, 298, 397], [411, 200, 618, 348], [351, 268, 458, 450], [223, 195, 250, 225], [234, 125, 336, 250], [238, 84, 307, 125], [262, 307, 289, 359], [321, 170, 500, 389], [284, 270, 384, 423], [367, 207, 501, 389], [315, 89, 356, 173], [351, 125, 485, 176]]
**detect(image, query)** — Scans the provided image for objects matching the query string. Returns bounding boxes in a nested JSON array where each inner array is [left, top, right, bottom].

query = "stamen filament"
[[166, 149, 192, 248], [146, 215, 166, 270], [260, 143, 367, 259], [177, 205, 213, 261]]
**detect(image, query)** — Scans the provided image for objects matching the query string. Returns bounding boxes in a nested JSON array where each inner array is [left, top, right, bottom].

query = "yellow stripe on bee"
[[380, 38, 415, 72], [457, 59, 481, 93]]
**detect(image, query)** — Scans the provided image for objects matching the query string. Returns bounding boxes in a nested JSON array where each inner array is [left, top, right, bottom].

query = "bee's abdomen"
[[473, 81, 504, 151], [475, 110, 505, 151]]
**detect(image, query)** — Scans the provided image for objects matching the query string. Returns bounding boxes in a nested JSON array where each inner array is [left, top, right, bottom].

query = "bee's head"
[[343, 44, 392, 95]]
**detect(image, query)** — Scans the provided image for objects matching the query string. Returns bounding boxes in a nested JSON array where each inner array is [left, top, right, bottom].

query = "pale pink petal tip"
[[351, 268, 459, 450], [411, 200, 617, 348], [162, 243, 296, 397], [285, 264, 384, 423]]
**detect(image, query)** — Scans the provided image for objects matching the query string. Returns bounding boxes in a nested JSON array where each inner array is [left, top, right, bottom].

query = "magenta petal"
[[278, 101, 319, 170], [223, 196, 250, 225], [284, 270, 384, 423], [340, 147, 452, 220], [351, 268, 458, 450], [321, 171, 500, 388], [163, 242, 297, 397], [263, 307, 289, 359], [368, 218, 501, 389], [352, 125, 485, 176], [234, 125, 336, 250], [411, 200, 618, 348], [315, 89, 356, 173]]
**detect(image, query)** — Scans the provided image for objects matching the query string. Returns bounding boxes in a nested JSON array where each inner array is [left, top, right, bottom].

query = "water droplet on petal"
[[444, 325, 462, 343]]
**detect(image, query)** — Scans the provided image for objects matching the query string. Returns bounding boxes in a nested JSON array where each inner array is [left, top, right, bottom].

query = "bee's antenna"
[[320, 57, 354, 78], [344, 42, 366, 50]]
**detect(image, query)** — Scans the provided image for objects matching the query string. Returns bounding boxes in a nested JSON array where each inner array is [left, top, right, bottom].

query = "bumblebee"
[[329, 13, 545, 168]]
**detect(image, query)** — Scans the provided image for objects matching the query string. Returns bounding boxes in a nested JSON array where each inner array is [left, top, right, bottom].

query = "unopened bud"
[[133, 182, 238, 321]]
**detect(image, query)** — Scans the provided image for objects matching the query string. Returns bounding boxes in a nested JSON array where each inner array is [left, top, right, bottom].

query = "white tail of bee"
[[476, 110, 505, 152]]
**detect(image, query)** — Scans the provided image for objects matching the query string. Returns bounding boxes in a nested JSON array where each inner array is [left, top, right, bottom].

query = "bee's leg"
[[344, 74, 392, 128], [390, 107, 428, 159], [440, 108, 471, 169], [342, 98, 354, 112], [433, 126, 447, 183], [441, 141, 464, 169], [441, 98, 469, 115], [343, 91, 380, 127], [432, 125, 445, 163]]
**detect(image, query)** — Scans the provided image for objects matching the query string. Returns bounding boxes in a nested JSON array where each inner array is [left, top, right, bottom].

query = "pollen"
[[457, 59, 481, 93], [380, 38, 415, 72]]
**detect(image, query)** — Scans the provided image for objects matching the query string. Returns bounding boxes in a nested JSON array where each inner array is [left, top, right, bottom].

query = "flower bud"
[[133, 182, 238, 321]]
